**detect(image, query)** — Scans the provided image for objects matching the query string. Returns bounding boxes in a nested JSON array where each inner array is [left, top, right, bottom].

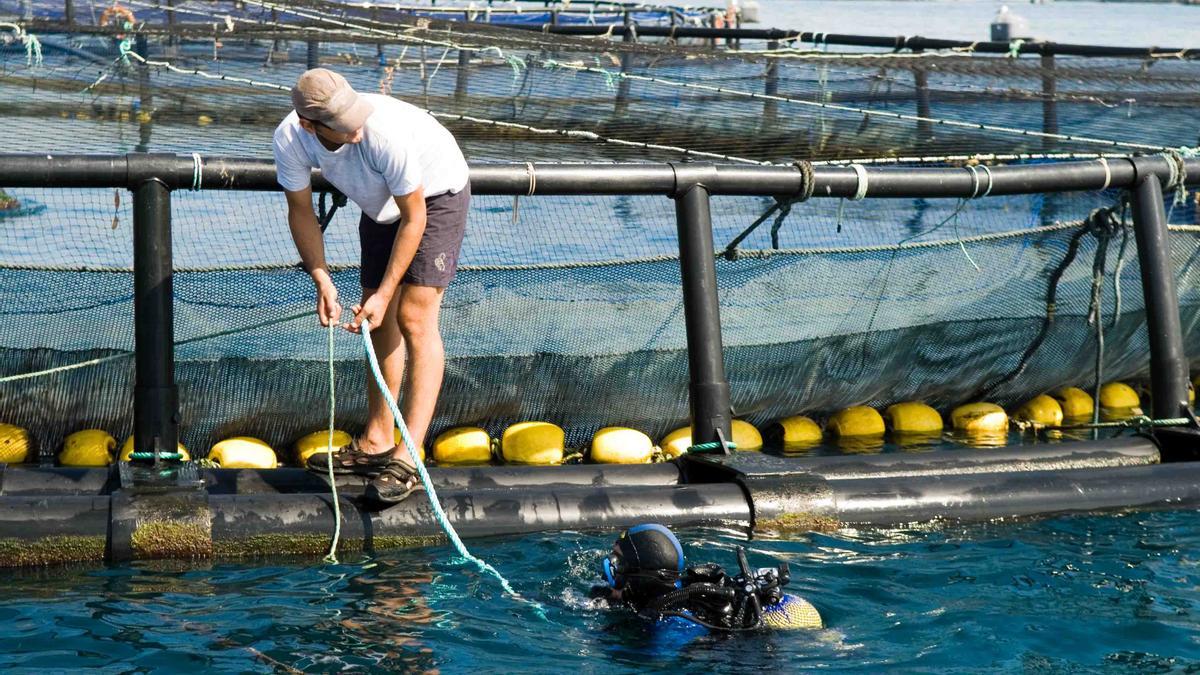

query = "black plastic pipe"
[[786, 436, 1160, 480], [745, 461, 1200, 529], [454, 48, 470, 102], [502, 24, 1198, 58], [913, 51, 932, 142], [132, 179, 179, 465], [1131, 165, 1190, 419], [1041, 53, 1058, 150], [827, 462, 1200, 525], [673, 171, 732, 448], [306, 39, 320, 69], [5, 155, 1199, 197], [10, 459, 1200, 565], [31, 19, 1197, 59]]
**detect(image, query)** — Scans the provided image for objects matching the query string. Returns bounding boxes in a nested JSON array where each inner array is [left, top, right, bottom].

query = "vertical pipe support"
[[455, 49, 471, 103], [762, 39, 779, 128], [913, 49, 932, 142], [65, 0, 76, 27], [615, 12, 635, 117], [1041, 53, 1058, 150], [166, 0, 179, 51], [1130, 162, 1190, 419], [132, 179, 179, 465], [671, 168, 732, 449], [135, 34, 152, 113], [306, 40, 320, 70]]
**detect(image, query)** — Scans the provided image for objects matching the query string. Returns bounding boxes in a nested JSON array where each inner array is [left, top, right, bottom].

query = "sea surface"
[[1, 512, 1198, 673], [711, 0, 1199, 48]]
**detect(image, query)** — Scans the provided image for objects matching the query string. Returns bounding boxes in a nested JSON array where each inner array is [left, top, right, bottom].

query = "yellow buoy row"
[[0, 380, 1164, 469]]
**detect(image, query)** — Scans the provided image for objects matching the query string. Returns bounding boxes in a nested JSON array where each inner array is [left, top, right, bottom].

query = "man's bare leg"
[[360, 287, 404, 454], [393, 283, 446, 459]]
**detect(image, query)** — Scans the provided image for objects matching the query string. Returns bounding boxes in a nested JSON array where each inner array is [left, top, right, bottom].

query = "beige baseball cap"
[[291, 68, 374, 133]]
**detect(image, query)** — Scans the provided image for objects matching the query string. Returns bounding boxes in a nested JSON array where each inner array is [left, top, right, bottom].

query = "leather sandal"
[[364, 459, 423, 504], [305, 438, 393, 477]]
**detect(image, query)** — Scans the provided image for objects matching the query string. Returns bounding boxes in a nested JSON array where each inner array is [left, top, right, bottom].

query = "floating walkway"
[[3, 436, 1200, 566]]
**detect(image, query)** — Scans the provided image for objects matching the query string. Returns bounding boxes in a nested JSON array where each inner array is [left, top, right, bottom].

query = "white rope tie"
[[978, 164, 994, 197], [850, 164, 868, 200], [191, 153, 203, 191], [1098, 157, 1112, 191], [525, 161, 537, 196]]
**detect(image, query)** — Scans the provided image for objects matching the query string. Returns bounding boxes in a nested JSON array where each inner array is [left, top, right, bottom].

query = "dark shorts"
[[359, 184, 470, 289]]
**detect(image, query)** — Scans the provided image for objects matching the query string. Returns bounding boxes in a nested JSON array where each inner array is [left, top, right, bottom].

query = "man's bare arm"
[[375, 187, 428, 300], [285, 187, 341, 325]]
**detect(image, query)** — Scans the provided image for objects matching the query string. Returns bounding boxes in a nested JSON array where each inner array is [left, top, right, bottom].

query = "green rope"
[[323, 319, 343, 564], [1030, 416, 1192, 432], [129, 451, 183, 461], [687, 441, 737, 453], [1007, 39, 1025, 58]]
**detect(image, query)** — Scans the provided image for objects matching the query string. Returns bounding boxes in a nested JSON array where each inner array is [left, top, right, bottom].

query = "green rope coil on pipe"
[[129, 451, 184, 461], [687, 441, 737, 453]]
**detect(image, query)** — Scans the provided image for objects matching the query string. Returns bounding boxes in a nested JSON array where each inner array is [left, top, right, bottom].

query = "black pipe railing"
[[5, 154, 1199, 196], [24, 18, 1199, 59], [1131, 160, 1190, 420], [2, 153, 1198, 476]]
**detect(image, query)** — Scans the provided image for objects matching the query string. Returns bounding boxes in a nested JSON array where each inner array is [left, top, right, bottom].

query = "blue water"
[[2, 512, 1198, 672]]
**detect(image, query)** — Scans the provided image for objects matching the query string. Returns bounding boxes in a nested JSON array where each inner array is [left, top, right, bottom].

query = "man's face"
[[299, 118, 364, 145]]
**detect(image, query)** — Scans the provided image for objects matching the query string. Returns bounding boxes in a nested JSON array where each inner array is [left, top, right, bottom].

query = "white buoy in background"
[[990, 5, 1032, 41], [738, 0, 760, 24]]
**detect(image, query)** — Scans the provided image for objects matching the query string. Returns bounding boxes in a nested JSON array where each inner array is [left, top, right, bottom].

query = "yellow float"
[[433, 426, 491, 465], [590, 427, 654, 464], [502, 422, 564, 465], [1099, 382, 1142, 421], [827, 406, 885, 437], [59, 429, 116, 467], [1051, 386, 1094, 421], [0, 423, 32, 464], [1013, 394, 1064, 428], [776, 415, 822, 453], [208, 437, 277, 469], [951, 402, 1009, 447], [883, 402, 943, 434], [294, 429, 352, 465]]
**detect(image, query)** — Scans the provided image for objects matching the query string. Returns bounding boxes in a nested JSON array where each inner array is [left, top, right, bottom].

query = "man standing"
[[273, 68, 470, 503]]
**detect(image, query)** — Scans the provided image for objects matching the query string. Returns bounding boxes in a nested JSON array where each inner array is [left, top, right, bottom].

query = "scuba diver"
[[591, 524, 823, 633]]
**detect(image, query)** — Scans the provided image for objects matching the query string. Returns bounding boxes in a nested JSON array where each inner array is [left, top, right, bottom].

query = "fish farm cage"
[[0, 2, 1199, 565]]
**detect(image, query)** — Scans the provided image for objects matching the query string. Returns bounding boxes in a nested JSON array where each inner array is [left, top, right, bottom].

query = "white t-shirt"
[[273, 93, 469, 224]]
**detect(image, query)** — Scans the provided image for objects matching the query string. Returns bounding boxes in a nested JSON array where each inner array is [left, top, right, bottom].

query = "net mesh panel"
[[3, 184, 1200, 461], [1, 1, 1199, 461], [2, 0, 1197, 161]]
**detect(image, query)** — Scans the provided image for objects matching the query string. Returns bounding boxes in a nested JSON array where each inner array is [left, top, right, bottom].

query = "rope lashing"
[[1097, 157, 1112, 191], [0, 23, 42, 67], [359, 319, 546, 619], [129, 451, 184, 461], [1018, 415, 1194, 433], [722, 161, 814, 258], [849, 164, 869, 200], [687, 440, 738, 453], [190, 153, 203, 191], [512, 161, 536, 225], [318, 189, 348, 233], [1007, 39, 1026, 58]]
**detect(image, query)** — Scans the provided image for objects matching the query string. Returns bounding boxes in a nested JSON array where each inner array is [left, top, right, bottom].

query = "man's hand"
[[348, 291, 391, 334], [316, 280, 343, 327]]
